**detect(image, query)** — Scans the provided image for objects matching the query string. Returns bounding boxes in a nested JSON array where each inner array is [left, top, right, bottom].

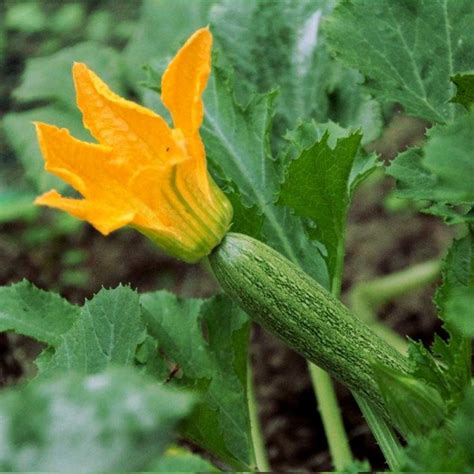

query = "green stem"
[[247, 359, 270, 472], [347, 260, 440, 469], [355, 395, 403, 471], [308, 364, 353, 471], [349, 259, 441, 352], [307, 237, 353, 470]]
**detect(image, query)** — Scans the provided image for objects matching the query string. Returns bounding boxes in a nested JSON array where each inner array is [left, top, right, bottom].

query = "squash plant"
[[1, 0, 473, 471]]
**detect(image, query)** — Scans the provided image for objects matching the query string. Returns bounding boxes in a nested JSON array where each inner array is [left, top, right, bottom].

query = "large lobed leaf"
[[388, 110, 474, 223], [400, 385, 474, 471], [0, 367, 195, 472], [197, 61, 378, 288], [279, 129, 363, 284], [0, 280, 79, 346], [199, 63, 330, 287], [407, 232, 472, 411], [421, 113, 474, 204], [210, 0, 334, 135], [126, 0, 380, 145], [41, 285, 147, 375], [325, 0, 474, 123], [210, 0, 381, 144], [140, 291, 254, 471], [0, 283, 249, 469]]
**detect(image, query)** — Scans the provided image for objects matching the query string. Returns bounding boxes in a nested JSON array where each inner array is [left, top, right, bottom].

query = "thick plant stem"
[[308, 364, 353, 471], [247, 359, 270, 472], [346, 261, 441, 469], [307, 238, 353, 470], [355, 395, 403, 471]]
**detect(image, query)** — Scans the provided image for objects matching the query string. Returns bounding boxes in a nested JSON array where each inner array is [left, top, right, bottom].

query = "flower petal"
[[161, 27, 212, 137], [73, 63, 186, 166], [35, 190, 135, 235], [35, 122, 113, 197]]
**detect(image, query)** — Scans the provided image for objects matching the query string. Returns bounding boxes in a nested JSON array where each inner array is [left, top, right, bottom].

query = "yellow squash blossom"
[[35, 28, 232, 263]]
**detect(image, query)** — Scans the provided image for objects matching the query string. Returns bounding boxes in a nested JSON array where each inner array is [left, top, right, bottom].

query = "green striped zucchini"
[[209, 233, 410, 420]]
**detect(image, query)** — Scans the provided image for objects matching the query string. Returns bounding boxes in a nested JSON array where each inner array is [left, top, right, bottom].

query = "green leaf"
[[387, 111, 474, 222], [200, 63, 329, 286], [49, 3, 85, 35], [453, 386, 474, 468], [444, 287, 474, 337], [328, 68, 383, 146], [422, 113, 474, 203], [432, 233, 473, 401], [226, 190, 264, 238], [325, 0, 474, 123], [14, 41, 124, 107], [5, 2, 47, 33], [210, 0, 381, 144], [0, 190, 37, 223], [400, 386, 474, 471], [424, 203, 474, 225], [401, 427, 468, 471], [278, 129, 362, 282], [140, 291, 254, 471], [0, 280, 79, 346], [407, 233, 472, 411], [211, 0, 334, 133], [0, 367, 195, 471], [42, 286, 146, 375], [124, 0, 214, 90], [373, 363, 446, 438], [282, 120, 380, 193], [451, 73, 474, 109], [387, 148, 435, 200], [149, 446, 219, 472], [200, 64, 279, 206]]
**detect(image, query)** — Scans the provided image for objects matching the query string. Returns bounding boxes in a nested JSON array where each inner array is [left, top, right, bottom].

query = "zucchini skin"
[[210, 233, 410, 418]]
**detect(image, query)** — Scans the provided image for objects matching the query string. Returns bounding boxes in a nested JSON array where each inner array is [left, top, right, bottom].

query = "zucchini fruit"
[[209, 233, 410, 419]]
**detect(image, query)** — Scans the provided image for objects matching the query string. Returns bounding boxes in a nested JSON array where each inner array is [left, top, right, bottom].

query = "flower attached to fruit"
[[35, 28, 232, 263]]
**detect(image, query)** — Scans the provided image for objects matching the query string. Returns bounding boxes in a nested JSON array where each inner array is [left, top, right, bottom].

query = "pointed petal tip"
[[72, 62, 88, 82], [72, 61, 88, 74], [161, 27, 213, 135], [34, 189, 62, 206], [34, 121, 59, 135], [34, 123, 73, 151], [190, 26, 212, 46], [72, 62, 99, 90]]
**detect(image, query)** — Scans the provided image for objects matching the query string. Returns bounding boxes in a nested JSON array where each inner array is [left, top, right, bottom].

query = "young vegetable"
[[210, 233, 410, 420]]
